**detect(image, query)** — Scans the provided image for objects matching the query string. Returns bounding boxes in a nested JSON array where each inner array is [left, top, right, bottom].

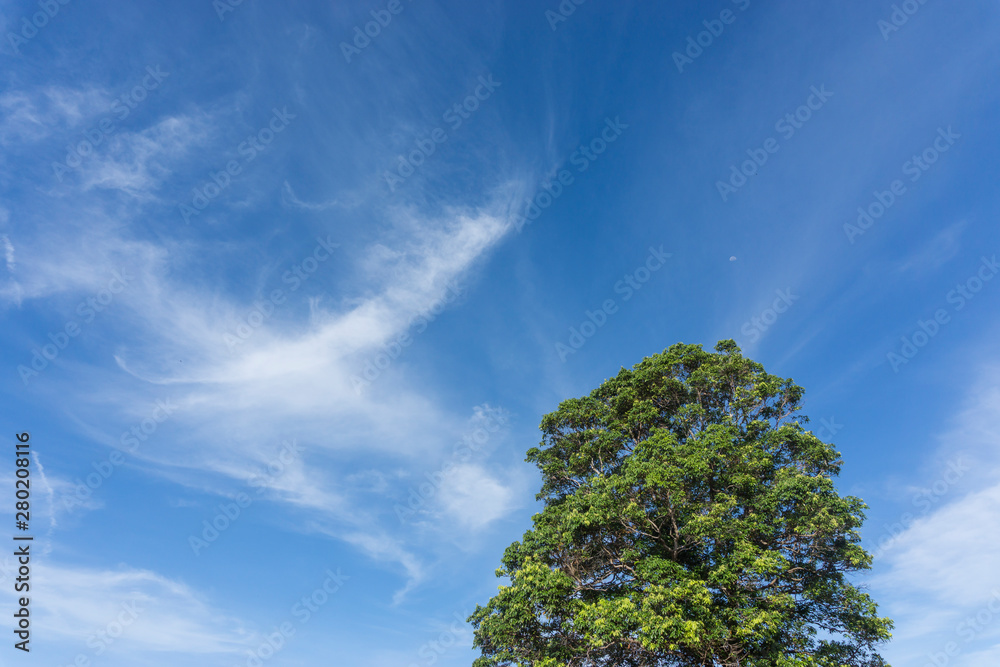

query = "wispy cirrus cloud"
[[0, 85, 110, 146], [12, 153, 524, 601], [0, 7, 532, 616], [872, 370, 1000, 663], [9, 563, 253, 660]]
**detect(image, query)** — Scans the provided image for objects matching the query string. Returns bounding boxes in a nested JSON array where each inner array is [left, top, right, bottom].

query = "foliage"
[[469, 341, 892, 666]]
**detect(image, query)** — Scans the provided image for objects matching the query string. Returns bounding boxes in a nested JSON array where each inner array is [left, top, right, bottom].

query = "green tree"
[[469, 341, 892, 666]]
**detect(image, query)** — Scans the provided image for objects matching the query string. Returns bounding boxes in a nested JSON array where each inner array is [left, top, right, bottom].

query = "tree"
[[469, 341, 892, 666]]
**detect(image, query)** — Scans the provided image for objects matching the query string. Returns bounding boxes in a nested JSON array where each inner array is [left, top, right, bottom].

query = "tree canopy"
[[469, 340, 892, 666]]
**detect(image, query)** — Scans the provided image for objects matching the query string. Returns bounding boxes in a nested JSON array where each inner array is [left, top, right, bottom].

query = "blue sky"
[[1, 0, 999, 664]]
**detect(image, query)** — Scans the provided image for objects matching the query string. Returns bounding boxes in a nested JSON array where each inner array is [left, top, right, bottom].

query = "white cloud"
[[76, 115, 210, 197], [17, 196, 521, 603], [282, 180, 356, 210], [1, 232, 13, 272], [103, 204, 513, 451], [340, 530, 426, 605], [876, 484, 1000, 604], [0, 73, 529, 607], [895, 219, 967, 274], [0, 210, 166, 307], [437, 464, 519, 530], [872, 369, 1000, 664], [0, 86, 109, 145], [0, 563, 251, 658]]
